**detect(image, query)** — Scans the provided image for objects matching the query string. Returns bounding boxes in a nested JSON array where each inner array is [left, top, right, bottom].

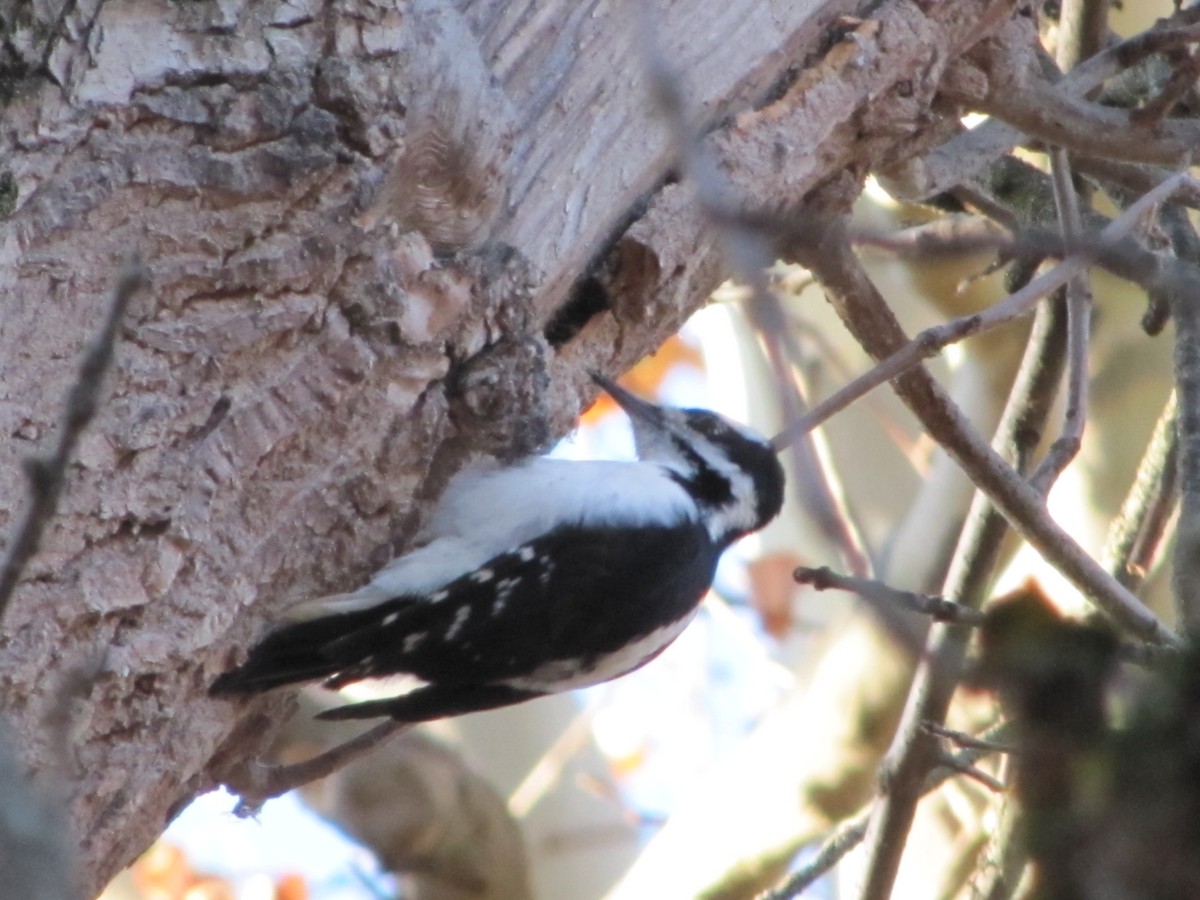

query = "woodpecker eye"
[[684, 411, 729, 438]]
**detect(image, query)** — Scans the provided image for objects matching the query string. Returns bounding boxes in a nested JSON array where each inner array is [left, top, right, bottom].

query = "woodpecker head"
[[593, 374, 786, 546]]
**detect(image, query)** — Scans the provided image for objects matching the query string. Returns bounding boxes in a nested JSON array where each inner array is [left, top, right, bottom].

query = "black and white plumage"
[[210, 374, 785, 722]]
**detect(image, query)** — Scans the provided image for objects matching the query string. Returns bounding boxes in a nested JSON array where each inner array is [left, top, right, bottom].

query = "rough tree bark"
[[0, 0, 1020, 893]]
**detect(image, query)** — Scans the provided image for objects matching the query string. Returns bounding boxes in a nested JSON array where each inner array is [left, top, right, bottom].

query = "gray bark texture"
[[0, 0, 1018, 892]]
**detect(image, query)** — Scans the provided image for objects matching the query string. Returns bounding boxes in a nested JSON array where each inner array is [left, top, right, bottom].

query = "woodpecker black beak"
[[591, 372, 667, 427]]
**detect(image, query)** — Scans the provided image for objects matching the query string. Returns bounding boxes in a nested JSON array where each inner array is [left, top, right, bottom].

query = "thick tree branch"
[[5, 2, 901, 888]]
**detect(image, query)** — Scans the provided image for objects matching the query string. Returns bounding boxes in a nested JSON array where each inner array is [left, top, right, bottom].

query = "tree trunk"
[[0, 0, 1017, 892]]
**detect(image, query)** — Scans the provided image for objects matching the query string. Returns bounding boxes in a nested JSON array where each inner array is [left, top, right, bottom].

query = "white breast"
[[499, 610, 699, 692]]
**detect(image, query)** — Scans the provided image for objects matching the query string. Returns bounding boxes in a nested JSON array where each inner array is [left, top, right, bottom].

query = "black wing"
[[212, 519, 718, 707], [329, 519, 718, 685]]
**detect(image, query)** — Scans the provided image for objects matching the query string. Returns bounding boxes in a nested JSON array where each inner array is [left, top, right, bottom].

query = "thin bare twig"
[[1064, 159, 1181, 334], [1068, 157, 1189, 234], [0, 262, 146, 624], [748, 295, 874, 577], [923, 722, 1015, 754], [759, 723, 1014, 900], [787, 228, 1176, 645], [777, 172, 1190, 453], [1029, 150, 1092, 494], [223, 719, 411, 817], [759, 810, 871, 900], [785, 315, 929, 469], [724, 162, 1175, 306], [1102, 391, 1180, 594], [809, 170, 1188, 897], [772, 173, 1193, 459], [797, 197, 1174, 894], [976, 758, 1028, 900], [856, 214, 1014, 259], [934, 751, 1005, 793], [796, 566, 986, 627], [791, 200, 1061, 900], [855, 290, 1071, 899], [857, 209, 1165, 300]]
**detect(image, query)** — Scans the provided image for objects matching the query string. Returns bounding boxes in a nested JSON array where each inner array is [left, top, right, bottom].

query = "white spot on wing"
[[445, 605, 471, 640], [383, 612, 400, 626], [471, 568, 494, 584], [519, 545, 535, 562], [493, 577, 519, 616], [403, 632, 428, 653]]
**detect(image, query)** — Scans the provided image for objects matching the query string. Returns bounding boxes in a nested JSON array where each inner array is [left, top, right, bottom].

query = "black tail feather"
[[210, 606, 395, 695]]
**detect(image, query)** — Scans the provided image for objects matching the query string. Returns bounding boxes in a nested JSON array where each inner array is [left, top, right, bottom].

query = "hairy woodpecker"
[[211, 374, 786, 722]]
